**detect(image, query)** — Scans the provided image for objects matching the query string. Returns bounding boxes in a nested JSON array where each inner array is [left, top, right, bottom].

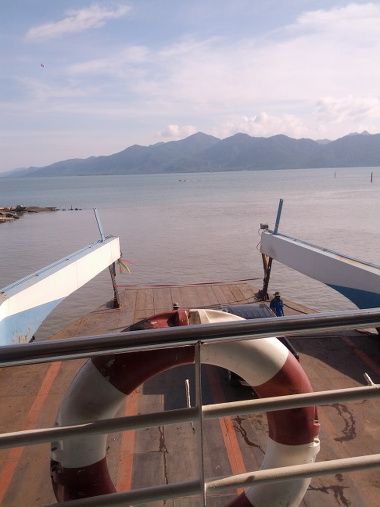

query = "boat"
[[0, 213, 380, 506]]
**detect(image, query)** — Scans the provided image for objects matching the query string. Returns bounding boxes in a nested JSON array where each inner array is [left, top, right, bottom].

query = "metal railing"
[[1, 308, 380, 506], [2, 307, 380, 367]]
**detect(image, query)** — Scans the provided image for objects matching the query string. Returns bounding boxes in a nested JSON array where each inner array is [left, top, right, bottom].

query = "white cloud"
[[20, 78, 97, 101], [314, 96, 380, 136], [67, 2, 378, 123], [291, 2, 380, 37], [216, 113, 308, 139], [141, 2, 380, 137], [159, 124, 198, 139], [68, 46, 149, 75], [316, 96, 380, 123], [21, 3, 380, 136], [9, 1, 380, 170], [26, 3, 131, 41]]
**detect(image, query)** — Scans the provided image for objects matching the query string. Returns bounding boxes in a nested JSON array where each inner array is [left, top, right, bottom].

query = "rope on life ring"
[[51, 308, 320, 507]]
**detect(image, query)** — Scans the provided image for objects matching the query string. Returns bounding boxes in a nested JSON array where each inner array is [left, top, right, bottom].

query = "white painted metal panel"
[[0, 237, 121, 345], [260, 231, 380, 309]]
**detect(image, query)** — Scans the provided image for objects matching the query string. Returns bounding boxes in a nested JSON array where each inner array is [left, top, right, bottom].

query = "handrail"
[[0, 384, 379, 449], [43, 455, 380, 507], [1, 308, 379, 507], [208, 454, 380, 491], [44, 480, 203, 507], [1, 307, 380, 366]]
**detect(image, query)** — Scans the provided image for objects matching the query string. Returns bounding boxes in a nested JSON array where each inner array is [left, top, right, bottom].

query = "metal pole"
[[207, 454, 380, 492], [40, 455, 380, 506], [260, 198, 283, 298], [93, 208, 120, 308], [202, 384, 380, 418], [93, 208, 105, 241], [43, 479, 202, 507], [195, 342, 206, 506], [2, 308, 380, 367], [185, 378, 195, 432], [273, 198, 283, 234], [1, 385, 379, 449]]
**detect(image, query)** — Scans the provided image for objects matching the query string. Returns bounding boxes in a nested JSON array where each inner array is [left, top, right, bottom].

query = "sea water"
[[0, 167, 379, 339]]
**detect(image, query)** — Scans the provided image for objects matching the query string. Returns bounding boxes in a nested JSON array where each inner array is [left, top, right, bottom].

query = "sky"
[[1, 1, 380, 171]]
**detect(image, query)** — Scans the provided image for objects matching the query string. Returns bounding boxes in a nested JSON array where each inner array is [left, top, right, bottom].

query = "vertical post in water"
[[260, 199, 283, 299], [93, 208, 121, 309]]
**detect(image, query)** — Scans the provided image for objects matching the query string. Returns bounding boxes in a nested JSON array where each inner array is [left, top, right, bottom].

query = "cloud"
[[220, 97, 380, 141], [20, 78, 97, 101], [11, 1, 380, 162], [68, 46, 149, 75], [314, 96, 380, 136], [68, 2, 379, 116], [216, 112, 308, 139], [141, 2, 380, 138], [159, 124, 198, 139], [316, 96, 380, 123], [26, 3, 131, 41], [290, 2, 380, 38]]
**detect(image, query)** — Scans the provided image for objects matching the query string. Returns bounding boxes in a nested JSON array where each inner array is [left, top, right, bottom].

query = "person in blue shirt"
[[270, 291, 284, 317]]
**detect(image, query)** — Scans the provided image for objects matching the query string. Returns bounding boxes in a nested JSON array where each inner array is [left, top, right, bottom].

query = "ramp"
[[260, 230, 380, 309], [0, 236, 120, 345]]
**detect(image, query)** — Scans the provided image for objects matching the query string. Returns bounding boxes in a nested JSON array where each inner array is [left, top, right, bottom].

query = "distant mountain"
[[4, 131, 380, 177], [347, 130, 371, 136]]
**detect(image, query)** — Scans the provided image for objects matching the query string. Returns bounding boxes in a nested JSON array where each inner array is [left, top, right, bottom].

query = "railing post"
[[195, 342, 206, 506]]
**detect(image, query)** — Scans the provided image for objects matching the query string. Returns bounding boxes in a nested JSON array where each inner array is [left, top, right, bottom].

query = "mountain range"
[[5, 131, 380, 177]]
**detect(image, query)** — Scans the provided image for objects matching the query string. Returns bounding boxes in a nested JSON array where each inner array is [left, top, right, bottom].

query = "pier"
[[0, 281, 379, 506]]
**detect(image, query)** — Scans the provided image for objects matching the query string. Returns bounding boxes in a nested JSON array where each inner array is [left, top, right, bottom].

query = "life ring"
[[51, 308, 320, 506]]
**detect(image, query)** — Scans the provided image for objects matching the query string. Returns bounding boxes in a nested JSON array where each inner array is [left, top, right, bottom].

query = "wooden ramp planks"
[[0, 280, 379, 507], [0, 281, 256, 507]]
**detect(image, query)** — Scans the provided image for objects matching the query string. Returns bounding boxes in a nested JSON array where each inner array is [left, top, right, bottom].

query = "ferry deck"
[[0, 280, 379, 507]]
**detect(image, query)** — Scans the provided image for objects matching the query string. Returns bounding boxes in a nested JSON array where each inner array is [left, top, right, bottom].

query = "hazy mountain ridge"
[[4, 131, 380, 177]]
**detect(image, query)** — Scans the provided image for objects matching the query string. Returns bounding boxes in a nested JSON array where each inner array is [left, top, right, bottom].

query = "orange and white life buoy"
[[51, 308, 320, 506]]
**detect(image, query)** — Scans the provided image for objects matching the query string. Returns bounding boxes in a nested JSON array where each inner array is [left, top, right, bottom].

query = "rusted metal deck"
[[0, 281, 379, 507]]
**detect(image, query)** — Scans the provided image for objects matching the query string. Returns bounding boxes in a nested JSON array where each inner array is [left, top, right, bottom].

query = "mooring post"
[[259, 199, 283, 300], [109, 261, 121, 308], [259, 254, 272, 300]]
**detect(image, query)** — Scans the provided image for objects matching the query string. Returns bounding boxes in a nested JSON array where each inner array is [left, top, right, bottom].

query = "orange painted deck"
[[0, 281, 379, 507]]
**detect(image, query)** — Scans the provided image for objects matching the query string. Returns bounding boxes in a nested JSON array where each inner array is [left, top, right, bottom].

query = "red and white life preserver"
[[51, 308, 320, 507]]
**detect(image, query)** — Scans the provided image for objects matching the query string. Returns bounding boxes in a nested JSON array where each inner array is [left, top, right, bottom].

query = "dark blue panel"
[[328, 285, 380, 309]]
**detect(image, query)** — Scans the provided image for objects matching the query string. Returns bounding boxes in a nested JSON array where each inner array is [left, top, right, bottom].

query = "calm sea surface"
[[1, 167, 379, 339]]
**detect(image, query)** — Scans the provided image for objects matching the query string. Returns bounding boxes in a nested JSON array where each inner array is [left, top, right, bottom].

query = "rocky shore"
[[0, 205, 57, 223]]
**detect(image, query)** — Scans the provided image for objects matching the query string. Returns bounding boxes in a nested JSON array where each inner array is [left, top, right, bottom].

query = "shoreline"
[[0, 205, 57, 223]]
